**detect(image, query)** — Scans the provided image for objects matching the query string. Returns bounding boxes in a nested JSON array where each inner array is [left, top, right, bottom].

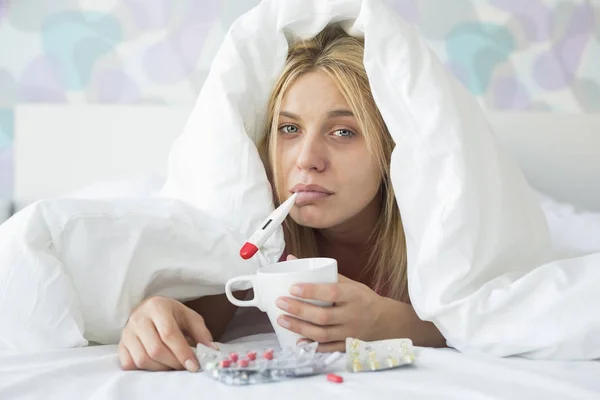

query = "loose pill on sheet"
[[326, 373, 344, 383]]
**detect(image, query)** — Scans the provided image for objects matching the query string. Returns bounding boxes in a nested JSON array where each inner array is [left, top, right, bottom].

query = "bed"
[[1, 105, 599, 399]]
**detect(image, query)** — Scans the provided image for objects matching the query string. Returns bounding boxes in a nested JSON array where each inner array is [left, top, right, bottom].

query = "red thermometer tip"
[[240, 242, 259, 260]]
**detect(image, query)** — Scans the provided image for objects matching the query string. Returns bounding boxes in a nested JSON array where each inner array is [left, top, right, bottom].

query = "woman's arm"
[[379, 297, 447, 348], [184, 290, 248, 341]]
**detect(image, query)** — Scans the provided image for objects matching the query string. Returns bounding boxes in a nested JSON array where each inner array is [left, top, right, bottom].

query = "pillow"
[[537, 191, 600, 256], [161, 0, 600, 359]]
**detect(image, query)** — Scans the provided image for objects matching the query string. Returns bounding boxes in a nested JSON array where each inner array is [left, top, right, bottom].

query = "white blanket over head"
[[163, 0, 600, 360]]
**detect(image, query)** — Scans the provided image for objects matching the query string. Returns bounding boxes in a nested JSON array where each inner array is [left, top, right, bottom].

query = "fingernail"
[[290, 285, 303, 296], [210, 342, 220, 350], [185, 359, 199, 372], [278, 316, 291, 328], [276, 297, 289, 311]]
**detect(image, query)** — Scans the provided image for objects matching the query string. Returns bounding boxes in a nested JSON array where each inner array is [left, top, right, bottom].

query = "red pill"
[[263, 350, 274, 360], [238, 358, 250, 368], [229, 352, 239, 362], [247, 351, 257, 361], [220, 359, 231, 368], [326, 373, 344, 383]]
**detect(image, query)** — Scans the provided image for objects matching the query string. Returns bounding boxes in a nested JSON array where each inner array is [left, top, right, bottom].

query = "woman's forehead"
[[280, 70, 351, 116]]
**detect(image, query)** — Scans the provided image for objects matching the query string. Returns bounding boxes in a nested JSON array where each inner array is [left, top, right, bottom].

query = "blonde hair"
[[258, 25, 408, 302]]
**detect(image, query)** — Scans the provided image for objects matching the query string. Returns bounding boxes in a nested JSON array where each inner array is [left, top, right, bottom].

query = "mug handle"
[[225, 275, 259, 308]]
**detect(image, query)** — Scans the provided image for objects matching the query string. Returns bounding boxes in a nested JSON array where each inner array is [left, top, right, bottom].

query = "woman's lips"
[[294, 191, 332, 204], [290, 184, 334, 205]]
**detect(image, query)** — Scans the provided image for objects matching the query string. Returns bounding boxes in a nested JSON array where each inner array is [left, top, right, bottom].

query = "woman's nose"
[[295, 134, 326, 172]]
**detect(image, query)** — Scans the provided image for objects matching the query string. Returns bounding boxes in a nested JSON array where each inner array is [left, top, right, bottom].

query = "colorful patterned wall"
[[0, 0, 599, 197]]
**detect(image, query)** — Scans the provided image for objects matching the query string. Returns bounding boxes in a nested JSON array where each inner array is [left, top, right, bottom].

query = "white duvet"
[[1, 0, 599, 360]]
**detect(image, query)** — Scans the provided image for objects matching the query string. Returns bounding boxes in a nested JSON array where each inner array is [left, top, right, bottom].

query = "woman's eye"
[[332, 129, 355, 138], [280, 125, 299, 134]]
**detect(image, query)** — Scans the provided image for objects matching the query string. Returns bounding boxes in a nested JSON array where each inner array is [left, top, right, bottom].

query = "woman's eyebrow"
[[327, 109, 354, 118], [279, 109, 354, 119], [279, 111, 300, 120]]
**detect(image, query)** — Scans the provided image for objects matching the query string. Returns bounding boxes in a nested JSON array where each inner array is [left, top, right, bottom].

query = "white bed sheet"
[[1, 333, 598, 400]]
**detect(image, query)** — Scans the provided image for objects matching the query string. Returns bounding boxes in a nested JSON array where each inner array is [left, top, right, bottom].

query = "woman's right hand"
[[118, 296, 215, 372]]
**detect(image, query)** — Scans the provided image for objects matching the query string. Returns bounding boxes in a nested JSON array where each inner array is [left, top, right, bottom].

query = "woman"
[[118, 25, 446, 373]]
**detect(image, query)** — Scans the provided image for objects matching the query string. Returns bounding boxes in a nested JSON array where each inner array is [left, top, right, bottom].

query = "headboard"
[[11, 104, 600, 212], [486, 112, 600, 212], [13, 104, 193, 206]]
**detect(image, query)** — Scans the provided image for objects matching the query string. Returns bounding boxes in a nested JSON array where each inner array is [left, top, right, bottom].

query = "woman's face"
[[275, 70, 381, 231]]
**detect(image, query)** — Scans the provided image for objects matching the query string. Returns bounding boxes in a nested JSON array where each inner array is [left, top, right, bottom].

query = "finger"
[[316, 341, 346, 353], [287, 254, 298, 261], [118, 342, 136, 370], [123, 333, 171, 371], [180, 305, 214, 347], [154, 311, 201, 372], [337, 274, 352, 283], [136, 318, 182, 370], [277, 314, 348, 344], [276, 297, 348, 326], [290, 282, 354, 304]]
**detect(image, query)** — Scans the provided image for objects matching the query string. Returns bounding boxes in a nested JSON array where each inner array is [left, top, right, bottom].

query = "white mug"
[[225, 257, 338, 348]]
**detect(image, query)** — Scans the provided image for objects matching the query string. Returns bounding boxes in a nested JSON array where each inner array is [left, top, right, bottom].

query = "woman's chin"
[[290, 207, 336, 229]]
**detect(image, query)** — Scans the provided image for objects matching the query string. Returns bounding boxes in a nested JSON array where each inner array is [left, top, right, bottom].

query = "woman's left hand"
[[275, 255, 392, 352]]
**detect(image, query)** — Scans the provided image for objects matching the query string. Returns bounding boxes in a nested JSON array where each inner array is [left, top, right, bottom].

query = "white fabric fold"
[[0, 198, 261, 350]]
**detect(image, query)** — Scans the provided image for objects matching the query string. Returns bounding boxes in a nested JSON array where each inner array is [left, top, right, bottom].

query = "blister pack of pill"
[[346, 337, 416, 372], [196, 341, 343, 386]]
